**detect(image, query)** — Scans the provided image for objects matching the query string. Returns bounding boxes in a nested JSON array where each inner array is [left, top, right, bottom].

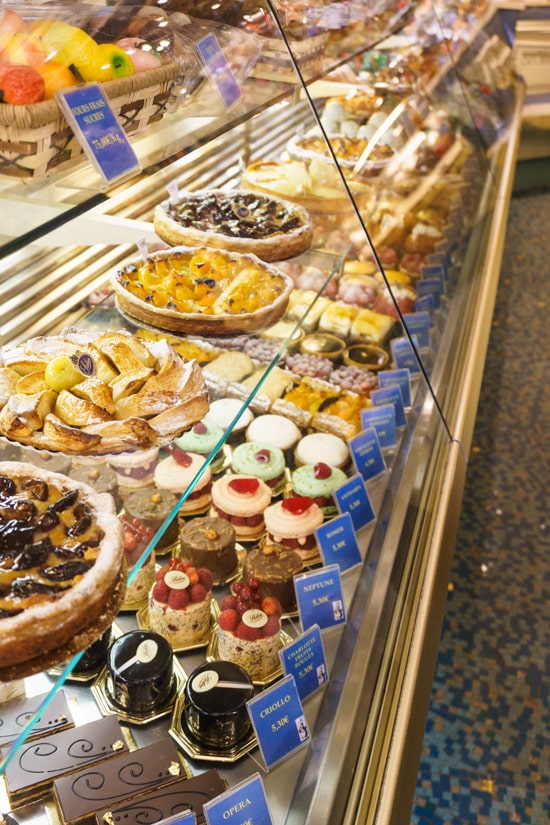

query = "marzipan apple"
[[97, 43, 134, 78], [115, 37, 162, 72]]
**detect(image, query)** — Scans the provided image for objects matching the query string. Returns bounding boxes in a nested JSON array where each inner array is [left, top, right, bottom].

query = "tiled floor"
[[410, 186, 550, 824]]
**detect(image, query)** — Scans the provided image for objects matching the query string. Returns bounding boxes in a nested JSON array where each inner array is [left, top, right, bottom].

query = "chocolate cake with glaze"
[[183, 661, 254, 750], [94, 769, 227, 825], [0, 716, 128, 807], [179, 516, 238, 583], [53, 739, 185, 825], [0, 690, 73, 748], [105, 630, 175, 715], [243, 541, 303, 612]]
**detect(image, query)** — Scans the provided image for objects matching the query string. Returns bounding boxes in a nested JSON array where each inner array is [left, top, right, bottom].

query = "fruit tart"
[[0, 327, 209, 455], [113, 246, 294, 336], [154, 189, 313, 262], [0, 461, 125, 677]]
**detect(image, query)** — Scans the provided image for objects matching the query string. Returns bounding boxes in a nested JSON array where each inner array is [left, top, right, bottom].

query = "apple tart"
[[0, 461, 125, 676], [0, 328, 209, 455], [113, 246, 294, 336], [153, 189, 314, 262]]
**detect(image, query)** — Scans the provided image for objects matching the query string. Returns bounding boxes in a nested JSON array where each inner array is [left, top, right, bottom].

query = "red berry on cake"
[[261, 596, 283, 618], [263, 615, 280, 637], [236, 622, 263, 641], [221, 594, 238, 611], [198, 568, 214, 591], [168, 588, 190, 609], [152, 580, 170, 603], [218, 608, 239, 632], [148, 558, 212, 648], [189, 583, 207, 603]]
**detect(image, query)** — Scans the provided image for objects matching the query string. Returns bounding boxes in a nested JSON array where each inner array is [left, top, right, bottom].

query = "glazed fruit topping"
[[167, 445, 193, 467], [282, 496, 314, 515], [152, 558, 212, 606], [313, 462, 332, 480], [228, 477, 260, 495], [218, 577, 281, 638], [120, 514, 155, 566]]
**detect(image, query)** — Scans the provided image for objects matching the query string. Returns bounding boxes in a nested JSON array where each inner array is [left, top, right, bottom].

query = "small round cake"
[[210, 475, 272, 540], [230, 442, 286, 490], [245, 415, 302, 454], [184, 660, 254, 750], [243, 542, 303, 613], [106, 630, 175, 715], [119, 515, 156, 606], [174, 419, 226, 470], [148, 559, 214, 648], [206, 399, 254, 440], [263, 496, 324, 562], [108, 447, 159, 489], [217, 583, 282, 681], [179, 516, 238, 584], [122, 487, 179, 553], [291, 461, 347, 515], [154, 448, 212, 515], [295, 432, 350, 469], [70, 463, 121, 509]]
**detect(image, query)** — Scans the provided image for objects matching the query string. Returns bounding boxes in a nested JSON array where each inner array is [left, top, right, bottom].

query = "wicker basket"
[[0, 61, 181, 181]]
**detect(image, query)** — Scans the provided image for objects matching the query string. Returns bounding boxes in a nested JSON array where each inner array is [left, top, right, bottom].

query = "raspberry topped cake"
[[148, 559, 213, 648], [216, 578, 283, 681], [119, 515, 155, 607], [264, 496, 324, 562], [210, 474, 272, 540], [291, 461, 347, 516]]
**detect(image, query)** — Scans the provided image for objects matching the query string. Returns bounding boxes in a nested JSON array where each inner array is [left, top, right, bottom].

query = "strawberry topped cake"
[[210, 474, 272, 540], [216, 578, 283, 681], [154, 446, 212, 515], [264, 496, 324, 562], [148, 559, 213, 648]]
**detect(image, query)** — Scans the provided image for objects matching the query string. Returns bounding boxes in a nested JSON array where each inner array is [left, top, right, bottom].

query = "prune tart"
[[0, 461, 125, 677], [113, 246, 294, 336], [154, 190, 313, 262]]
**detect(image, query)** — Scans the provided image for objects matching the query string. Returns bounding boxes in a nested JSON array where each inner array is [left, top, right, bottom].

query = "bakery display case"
[[0, 2, 523, 824]]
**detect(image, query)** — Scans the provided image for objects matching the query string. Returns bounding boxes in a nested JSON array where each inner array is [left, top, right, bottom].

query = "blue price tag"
[[315, 513, 362, 572], [390, 337, 421, 373], [247, 677, 310, 769], [56, 83, 140, 185], [349, 427, 386, 481], [334, 474, 376, 531], [280, 625, 328, 701], [204, 774, 272, 825], [403, 311, 431, 349], [378, 368, 411, 408], [415, 293, 436, 313], [196, 33, 243, 109], [295, 564, 346, 631], [360, 405, 397, 448], [417, 278, 443, 309], [371, 386, 407, 429]]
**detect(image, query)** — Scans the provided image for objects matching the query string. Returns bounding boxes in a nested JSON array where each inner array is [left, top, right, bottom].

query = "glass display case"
[[0, 2, 524, 824]]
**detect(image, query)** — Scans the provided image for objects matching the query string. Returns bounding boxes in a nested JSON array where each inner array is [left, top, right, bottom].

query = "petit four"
[[121, 487, 179, 553], [245, 414, 301, 453], [106, 630, 175, 715], [295, 432, 350, 469], [291, 462, 347, 515], [263, 496, 324, 562], [230, 442, 286, 489], [183, 661, 254, 749], [148, 559, 214, 648], [210, 475, 272, 540], [154, 448, 212, 514], [179, 516, 238, 583]]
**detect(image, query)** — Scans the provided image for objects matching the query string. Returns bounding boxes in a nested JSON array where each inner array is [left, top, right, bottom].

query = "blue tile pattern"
[[411, 189, 550, 824]]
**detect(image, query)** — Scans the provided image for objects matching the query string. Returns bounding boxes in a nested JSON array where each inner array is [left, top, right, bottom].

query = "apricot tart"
[[113, 246, 294, 336], [0, 461, 125, 677], [0, 327, 208, 455], [153, 190, 313, 262]]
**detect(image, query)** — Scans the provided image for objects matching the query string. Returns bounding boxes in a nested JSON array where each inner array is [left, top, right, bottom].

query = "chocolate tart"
[[154, 189, 313, 262]]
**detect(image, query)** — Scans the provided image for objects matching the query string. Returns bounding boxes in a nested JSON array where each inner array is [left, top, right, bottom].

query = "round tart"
[[113, 246, 294, 336], [0, 461, 125, 673], [0, 327, 209, 455], [154, 189, 313, 262]]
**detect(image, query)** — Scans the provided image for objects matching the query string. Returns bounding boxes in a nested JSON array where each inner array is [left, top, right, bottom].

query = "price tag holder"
[[416, 293, 436, 314], [158, 811, 195, 825], [403, 311, 431, 349], [360, 405, 397, 449], [295, 564, 346, 631], [349, 426, 386, 482], [378, 368, 412, 409], [56, 83, 141, 186], [196, 34, 243, 109], [334, 473, 376, 531], [390, 336, 421, 374], [280, 625, 328, 702], [417, 278, 443, 309], [204, 773, 272, 825], [371, 385, 407, 429], [315, 512, 362, 572], [247, 677, 310, 770]]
